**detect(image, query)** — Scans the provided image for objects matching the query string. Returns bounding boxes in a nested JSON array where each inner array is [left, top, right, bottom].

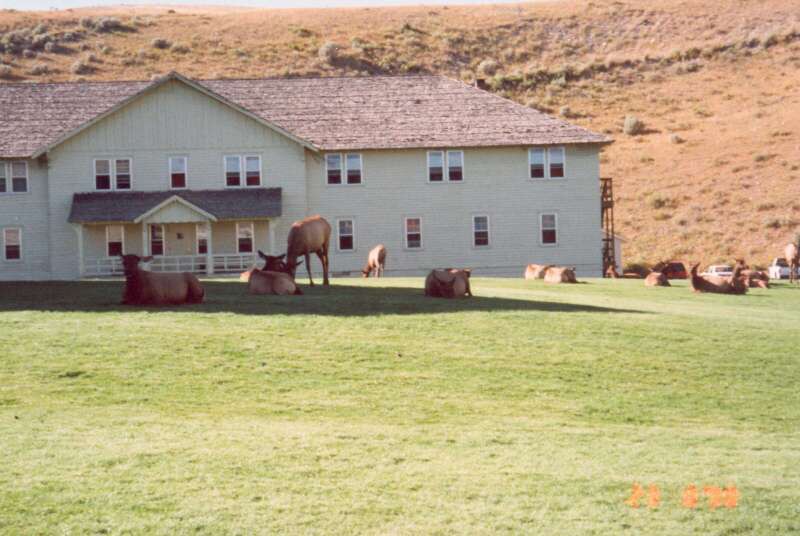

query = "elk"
[[786, 241, 799, 285], [543, 266, 578, 284], [425, 269, 472, 298], [689, 263, 747, 294], [120, 254, 204, 306], [285, 215, 331, 286], [524, 264, 552, 279], [362, 244, 387, 278]]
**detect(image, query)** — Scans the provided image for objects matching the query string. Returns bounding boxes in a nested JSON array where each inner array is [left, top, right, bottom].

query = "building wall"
[[44, 79, 308, 279], [306, 145, 603, 277], [0, 158, 52, 280]]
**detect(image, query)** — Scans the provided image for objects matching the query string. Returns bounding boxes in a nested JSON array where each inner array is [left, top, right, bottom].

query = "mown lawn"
[[1, 277, 799, 534]]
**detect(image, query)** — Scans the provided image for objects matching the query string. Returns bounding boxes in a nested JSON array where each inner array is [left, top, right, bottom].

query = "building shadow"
[[0, 280, 645, 316]]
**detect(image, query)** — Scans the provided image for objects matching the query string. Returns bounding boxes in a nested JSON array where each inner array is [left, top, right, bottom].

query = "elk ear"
[[258, 250, 268, 260], [141, 256, 154, 263]]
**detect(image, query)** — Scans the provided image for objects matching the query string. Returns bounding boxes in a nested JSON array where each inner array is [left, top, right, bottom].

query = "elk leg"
[[305, 253, 314, 286], [321, 242, 330, 286]]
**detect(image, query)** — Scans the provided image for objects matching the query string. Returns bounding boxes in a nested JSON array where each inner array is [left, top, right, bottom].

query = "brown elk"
[[524, 264, 552, 279], [425, 269, 472, 298], [544, 266, 578, 284], [247, 269, 303, 295], [120, 254, 204, 306], [644, 271, 670, 287], [605, 264, 620, 278], [786, 241, 799, 284], [689, 263, 747, 294], [362, 244, 387, 278], [285, 215, 331, 286], [241, 252, 294, 282]]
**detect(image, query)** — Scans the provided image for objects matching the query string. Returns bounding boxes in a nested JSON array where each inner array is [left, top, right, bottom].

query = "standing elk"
[[120, 254, 204, 305], [362, 244, 387, 278], [786, 241, 799, 285], [285, 215, 331, 286]]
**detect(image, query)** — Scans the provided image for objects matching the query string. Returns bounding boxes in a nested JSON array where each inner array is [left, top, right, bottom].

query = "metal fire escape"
[[600, 177, 615, 276]]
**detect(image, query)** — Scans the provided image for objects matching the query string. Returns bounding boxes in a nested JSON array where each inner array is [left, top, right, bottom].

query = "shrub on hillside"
[[171, 42, 190, 54], [0, 64, 12, 79], [71, 59, 92, 74], [477, 59, 499, 76], [318, 42, 339, 64], [29, 62, 49, 75], [623, 115, 645, 136], [151, 38, 172, 50]]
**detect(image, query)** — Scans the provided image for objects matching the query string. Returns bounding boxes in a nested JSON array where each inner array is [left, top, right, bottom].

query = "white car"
[[768, 257, 799, 279], [701, 264, 733, 278]]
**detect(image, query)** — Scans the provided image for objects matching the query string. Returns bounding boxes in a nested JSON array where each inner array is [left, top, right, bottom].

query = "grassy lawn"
[[1, 277, 799, 534]]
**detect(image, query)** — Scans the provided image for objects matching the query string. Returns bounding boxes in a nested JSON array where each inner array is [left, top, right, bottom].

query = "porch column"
[[73, 224, 84, 278], [141, 223, 149, 256], [206, 222, 214, 275], [268, 219, 276, 255]]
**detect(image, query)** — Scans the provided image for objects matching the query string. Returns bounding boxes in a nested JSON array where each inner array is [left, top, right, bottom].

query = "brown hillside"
[[1, 0, 799, 267]]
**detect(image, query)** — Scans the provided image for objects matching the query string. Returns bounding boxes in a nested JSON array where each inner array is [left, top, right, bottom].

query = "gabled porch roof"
[[68, 188, 281, 224]]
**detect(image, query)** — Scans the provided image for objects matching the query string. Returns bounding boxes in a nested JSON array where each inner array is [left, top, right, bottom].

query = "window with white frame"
[[3, 228, 21, 260], [529, 147, 566, 180], [345, 153, 362, 184], [95, 159, 131, 190], [196, 224, 209, 255], [540, 213, 558, 245], [225, 156, 241, 187], [405, 217, 422, 249], [428, 151, 444, 182], [245, 156, 261, 186], [169, 156, 187, 189], [237, 222, 254, 253], [326, 154, 342, 184], [473, 215, 489, 247], [447, 150, 464, 181], [11, 162, 28, 193], [150, 224, 164, 256], [106, 225, 124, 256], [337, 219, 354, 251], [0, 163, 6, 193]]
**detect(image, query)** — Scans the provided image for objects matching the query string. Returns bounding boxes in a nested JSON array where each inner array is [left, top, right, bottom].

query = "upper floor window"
[[326, 153, 362, 185], [529, 147, 566, 180], [0, 163, 5, 193], [540, 213, 558, 245], [3, 227, 21, 260], [225, 155, 261, 187], [169, 156, 187, 189], [1, 162, 29, 193], [473, 215, 489, 247], [237, 222, 254, 253], [95, 158, 131, 190], [405, 217, 422, 249], [447, 150, 464, 181], [337, 219, 354, 251], [196, 224, 209, 255], [428, 151, 444, 182], [429, 150, 464, 182], [106, 225, 124, 256]]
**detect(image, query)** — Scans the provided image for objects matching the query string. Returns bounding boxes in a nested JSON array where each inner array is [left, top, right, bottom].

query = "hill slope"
[[1, 0, 799, 266]]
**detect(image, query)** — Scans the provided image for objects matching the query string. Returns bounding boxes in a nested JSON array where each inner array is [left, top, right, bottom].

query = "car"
[[701, 264, 733, 278], [768, 257, 800, 279]]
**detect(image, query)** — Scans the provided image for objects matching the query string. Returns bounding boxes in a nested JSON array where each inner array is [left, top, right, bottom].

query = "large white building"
[[0, 72, 611, 281]]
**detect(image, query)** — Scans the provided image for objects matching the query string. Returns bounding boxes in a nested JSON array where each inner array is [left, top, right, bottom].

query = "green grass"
[[1, 277, 799, 534]]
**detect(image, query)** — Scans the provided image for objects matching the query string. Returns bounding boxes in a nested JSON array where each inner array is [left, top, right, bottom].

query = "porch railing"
[[83, 254, 258, 277]]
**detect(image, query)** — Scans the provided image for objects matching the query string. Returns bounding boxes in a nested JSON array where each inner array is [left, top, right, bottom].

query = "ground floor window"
[[106, 225, 124, 256], [196, 224, 209, 255], [540, 213, 558, 245], [473, 215, 489, 247], [3, 228, 21, 260], [337, 219, 354, 251], [405, 217, 422, 249], [150, 225, 164, 256], [237, 222, 254, 253]]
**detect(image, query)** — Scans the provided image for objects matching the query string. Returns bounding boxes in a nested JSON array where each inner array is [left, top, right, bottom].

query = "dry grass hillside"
[[1, 0, 799, 267]]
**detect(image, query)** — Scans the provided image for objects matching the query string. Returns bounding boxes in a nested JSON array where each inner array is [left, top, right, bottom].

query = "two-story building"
[[0, 72, 611, 281]]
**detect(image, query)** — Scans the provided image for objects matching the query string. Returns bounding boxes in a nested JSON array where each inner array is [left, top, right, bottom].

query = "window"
[[529, 148, 545, 179], [150, 225, 164, 256], [106, 225, 124, 256], [95, 159, 131, 190], [3, 228, 21, 260], [225, 156, 241, 187], [346, 153, 362, 184], [405, 217, 422, 249], [0, 163, 5, 193], [428, 151, 444, 182], [337, 219, 354, 251], [549, 147, 565, 178], [326, 154, 342, 185], [447, 151, 463, 181], [170, 157, 187, 189], [237, 222, 254, 253], [196, 224, 209, 255], [541, 213, 558, 245], [11, 162, 28, 193], [529, 147, 566, 180], [245, 156, 261, 186], [473, 215, 489, 247]]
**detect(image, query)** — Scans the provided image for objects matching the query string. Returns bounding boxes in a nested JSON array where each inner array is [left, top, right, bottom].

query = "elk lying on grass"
[[362, 244, 387, 278], [644, 271, 670, 287], [120, 254, 204, 306], [247, 269, 303, 295], [544, 266, 578, 284], [690, 263, 747, 294], [425, 269, 472, 298], [524, 264, 552, 279]]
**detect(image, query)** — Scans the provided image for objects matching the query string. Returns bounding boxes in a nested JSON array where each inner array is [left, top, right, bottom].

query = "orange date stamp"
[[626, 483, 738, 510]]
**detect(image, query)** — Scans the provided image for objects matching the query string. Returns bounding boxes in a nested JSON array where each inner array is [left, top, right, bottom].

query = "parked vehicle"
[[701, 265, 733, 278], [768, 257, 800, 279]]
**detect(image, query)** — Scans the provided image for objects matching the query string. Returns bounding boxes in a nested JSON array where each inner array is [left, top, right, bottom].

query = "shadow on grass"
[[0, 281, 645, 316]]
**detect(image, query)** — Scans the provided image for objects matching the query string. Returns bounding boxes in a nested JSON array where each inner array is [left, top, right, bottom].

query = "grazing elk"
[[544, 266, 578, 284], [285, 215, 331, 286], [689, 263, 747, 294], [524, 264, 552, 280], [425, 269, 472, 298], [786, 241, 799, 284], [362, 244, 387, 278], [120, 254, 204, 306]]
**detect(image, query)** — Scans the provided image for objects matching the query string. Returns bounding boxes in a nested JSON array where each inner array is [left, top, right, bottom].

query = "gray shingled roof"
[[0, 73, 610, 158], [68, 188, 282, 223]]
